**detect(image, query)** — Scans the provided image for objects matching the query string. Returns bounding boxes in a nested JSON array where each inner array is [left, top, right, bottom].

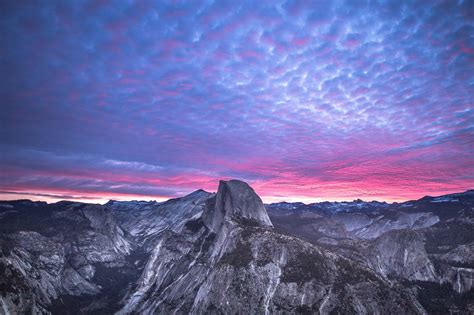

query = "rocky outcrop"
[[366, 230, 437, 281], [107, 189, 211, 247], [0, 202, 142, 313], [0, 192, 213, 314], [268, 192, 474, 306], [267, 201, 412, 246], [352, 212, 440, 239], [202, 180, 273, 232], [118, 180, 420, 314]]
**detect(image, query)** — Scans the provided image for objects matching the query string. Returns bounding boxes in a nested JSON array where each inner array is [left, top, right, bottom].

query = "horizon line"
[[0, 188, 472, 206]]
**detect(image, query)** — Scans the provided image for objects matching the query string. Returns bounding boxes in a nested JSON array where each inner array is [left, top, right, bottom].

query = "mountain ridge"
[[1, 181, 473, 314], [3, 188, 473, 208]]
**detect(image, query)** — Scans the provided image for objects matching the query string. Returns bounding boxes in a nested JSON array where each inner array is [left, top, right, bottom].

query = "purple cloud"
[[0, 0, 473, 202]]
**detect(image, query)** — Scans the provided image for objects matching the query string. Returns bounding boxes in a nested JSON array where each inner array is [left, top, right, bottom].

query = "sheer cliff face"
[[118, 179, 418, 314], [0, 183, 473, 314], [202, 179, 273, 232]]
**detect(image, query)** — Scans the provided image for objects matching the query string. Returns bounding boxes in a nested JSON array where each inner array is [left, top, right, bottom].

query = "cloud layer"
[[1, 0, 473, 202]]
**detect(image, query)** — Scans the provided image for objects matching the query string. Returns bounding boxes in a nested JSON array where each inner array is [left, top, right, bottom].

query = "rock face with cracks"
[[202, 179, 273, 232], [117, 180, 418, 314], [1, 182, 473, 314]]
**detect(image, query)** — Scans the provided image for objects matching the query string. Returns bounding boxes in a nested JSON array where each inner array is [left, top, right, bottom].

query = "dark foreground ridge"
[[0, 181, 473, 314]]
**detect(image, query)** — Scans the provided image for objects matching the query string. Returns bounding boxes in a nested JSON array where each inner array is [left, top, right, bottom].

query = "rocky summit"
[[202, 179, 273, 232], [0, 181, 473, 314]]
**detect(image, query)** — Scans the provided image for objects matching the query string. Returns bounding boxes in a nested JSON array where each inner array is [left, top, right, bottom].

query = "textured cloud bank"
[[1, 0, 473, 202]]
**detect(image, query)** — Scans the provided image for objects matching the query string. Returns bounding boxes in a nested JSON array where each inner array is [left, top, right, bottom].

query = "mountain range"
[[0, 180, 473, 314]]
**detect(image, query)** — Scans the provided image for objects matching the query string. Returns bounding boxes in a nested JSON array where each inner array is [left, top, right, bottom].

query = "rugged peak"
[[184, 189, 211, 199], [202, 179, 273, 232]]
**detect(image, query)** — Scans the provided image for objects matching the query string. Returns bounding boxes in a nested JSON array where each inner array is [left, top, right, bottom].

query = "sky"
[[1, 0, 473, 204]]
